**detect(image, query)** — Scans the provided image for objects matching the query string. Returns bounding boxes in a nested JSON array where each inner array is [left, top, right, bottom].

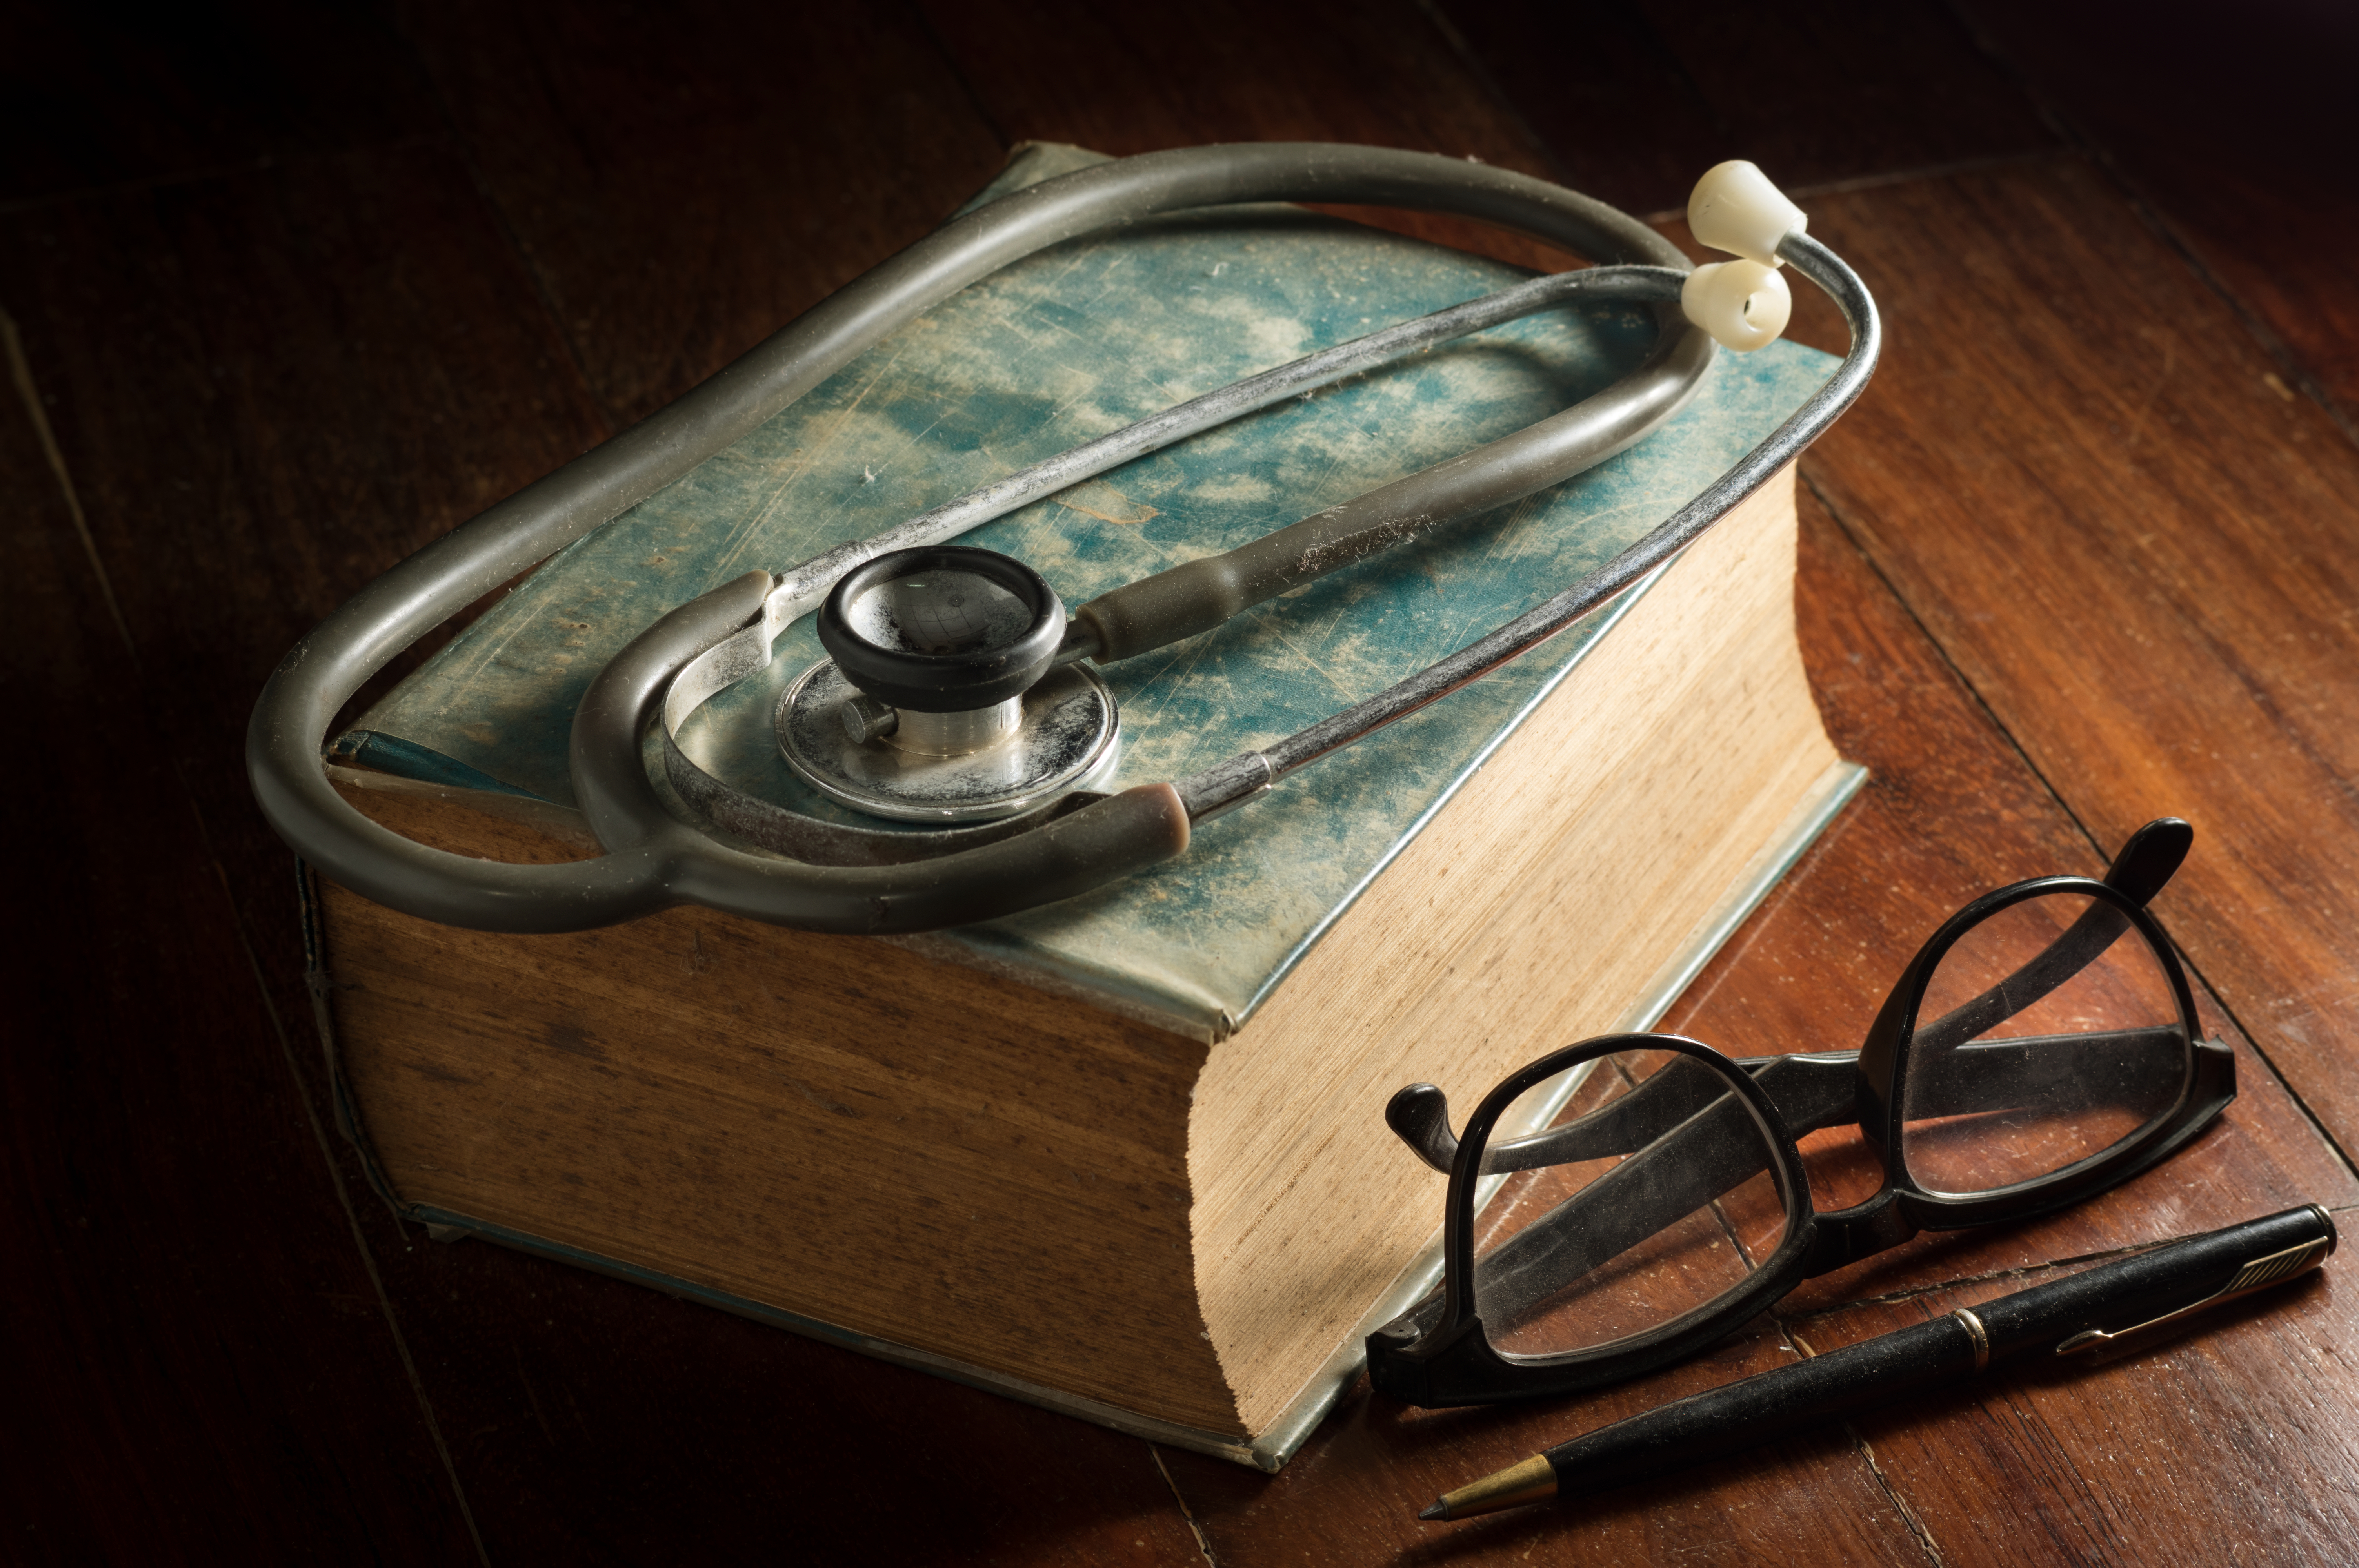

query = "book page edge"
[[378, 755, 1861, 1473], [1234, 753, 1866, 1469]]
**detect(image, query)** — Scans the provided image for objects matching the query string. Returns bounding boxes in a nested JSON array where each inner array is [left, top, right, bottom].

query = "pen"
[[1420, 1203, 2337, 1522]]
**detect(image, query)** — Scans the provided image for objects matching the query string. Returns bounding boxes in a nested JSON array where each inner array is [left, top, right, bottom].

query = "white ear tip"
[[1681, 260, 1792, 352], [1688, 160, 1807, 268]]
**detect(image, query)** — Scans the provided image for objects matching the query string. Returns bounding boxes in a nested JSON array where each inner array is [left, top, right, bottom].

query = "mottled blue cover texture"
[[347, 144, 1836, 1036]]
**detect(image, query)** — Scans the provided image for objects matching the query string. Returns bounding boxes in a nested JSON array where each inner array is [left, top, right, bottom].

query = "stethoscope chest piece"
[[774, 545, 1120, 822]]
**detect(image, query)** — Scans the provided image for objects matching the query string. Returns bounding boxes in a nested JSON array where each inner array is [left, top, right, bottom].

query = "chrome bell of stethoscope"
[[775, 544, 1120, 822]]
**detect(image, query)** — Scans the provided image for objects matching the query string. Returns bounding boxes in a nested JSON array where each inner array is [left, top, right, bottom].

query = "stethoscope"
[[249, 145, 1877, 936]]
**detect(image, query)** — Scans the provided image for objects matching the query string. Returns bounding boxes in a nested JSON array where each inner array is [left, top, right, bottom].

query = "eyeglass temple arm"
[[2105, 817, 2192, 902], [1387, 1025, 2174, 1176], [1386, 1056, 1851, 1177]]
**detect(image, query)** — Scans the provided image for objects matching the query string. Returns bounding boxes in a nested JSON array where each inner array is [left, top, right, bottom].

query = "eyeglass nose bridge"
[[1793, 1185, 1923, 1276]]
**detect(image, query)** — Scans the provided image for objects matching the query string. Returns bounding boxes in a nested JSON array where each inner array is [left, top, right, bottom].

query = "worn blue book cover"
[[339, 143, 1839, 1040]]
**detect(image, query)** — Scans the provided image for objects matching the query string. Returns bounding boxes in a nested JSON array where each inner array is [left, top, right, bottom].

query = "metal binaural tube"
[[1174, 227, 1881, 822], [1066, 268, 1699, 665]]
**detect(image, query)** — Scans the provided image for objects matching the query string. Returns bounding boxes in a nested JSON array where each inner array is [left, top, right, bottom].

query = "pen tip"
[[1421, 1455, 1559, 1521]]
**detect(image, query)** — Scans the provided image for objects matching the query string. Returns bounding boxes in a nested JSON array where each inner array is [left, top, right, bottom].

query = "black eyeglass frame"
[[1367, 827, 2236, 1408]]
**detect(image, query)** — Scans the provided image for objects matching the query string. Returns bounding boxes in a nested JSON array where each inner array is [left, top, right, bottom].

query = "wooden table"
[[8, 2, 2358, 1560]]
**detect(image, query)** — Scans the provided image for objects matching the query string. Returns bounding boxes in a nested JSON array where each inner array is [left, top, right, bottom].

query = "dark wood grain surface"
[[0, 290, 482, 1563], [1958, 0, 2359, 440], [6, 2, 2357, 1562]]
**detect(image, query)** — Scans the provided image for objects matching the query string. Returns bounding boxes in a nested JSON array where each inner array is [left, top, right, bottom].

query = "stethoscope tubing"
[[1215, 229, 1877, 810], [246, 143, 1874, 936], [655, 260, 1701, 858]]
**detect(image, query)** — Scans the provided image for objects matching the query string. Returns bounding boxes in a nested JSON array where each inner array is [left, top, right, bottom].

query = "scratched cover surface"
[[345, 144, 1837, 1036]]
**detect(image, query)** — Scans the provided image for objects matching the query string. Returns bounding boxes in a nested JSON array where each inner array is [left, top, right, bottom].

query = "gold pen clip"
[[2055, 1238, 2331, 1357]]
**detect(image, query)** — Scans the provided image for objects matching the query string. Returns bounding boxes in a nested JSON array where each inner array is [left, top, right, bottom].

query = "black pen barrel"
[[1976, 1204, 2335, 1357], [1544, 1205, 2336, 1503], [1547, 1315, 1976, 1499]]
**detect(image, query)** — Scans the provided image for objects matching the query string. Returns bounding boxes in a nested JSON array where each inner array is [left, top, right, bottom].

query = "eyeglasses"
[[1364, 818, 2235, 1408]]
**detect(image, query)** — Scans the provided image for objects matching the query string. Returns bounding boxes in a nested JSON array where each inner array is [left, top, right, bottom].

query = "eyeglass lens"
[[1900, 890, 2191, 1197], [1472, 1048, 1792, 1359]]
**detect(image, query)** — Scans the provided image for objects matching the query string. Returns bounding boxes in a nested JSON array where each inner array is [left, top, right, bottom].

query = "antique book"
[[310, 143, 1861, 1469]]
